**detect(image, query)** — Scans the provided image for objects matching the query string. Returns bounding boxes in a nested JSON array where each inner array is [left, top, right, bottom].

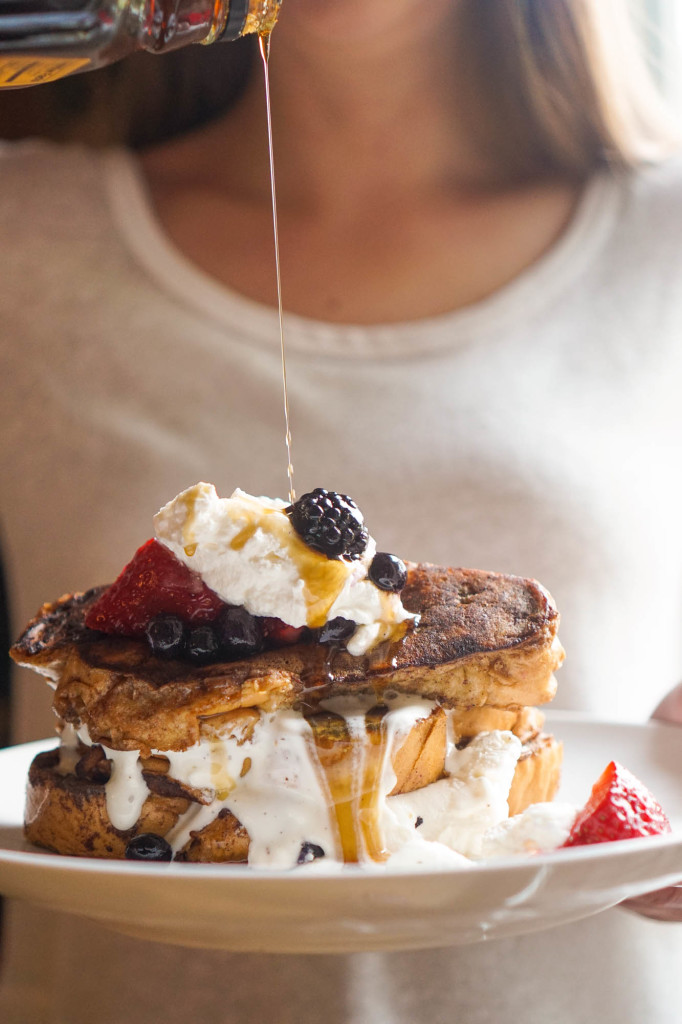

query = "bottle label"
[[0, 57, 89, 87]]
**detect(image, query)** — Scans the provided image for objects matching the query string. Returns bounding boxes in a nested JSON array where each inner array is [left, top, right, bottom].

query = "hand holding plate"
[[621, 683, 682, 922]]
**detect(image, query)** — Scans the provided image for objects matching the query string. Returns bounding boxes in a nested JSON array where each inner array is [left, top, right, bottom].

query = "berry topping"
[[369, 552, 408, 592], [85, 539, 224, 638], [216, 606, 264, 659], [262, 617, 307, 647], [124, 833, 173, 861], [563, 761, 672, 847], [186, 623, 222, 664], [145, 615, 186, 658], [297, 841, 325, 864], [318, 616, 356, 645], [286, 488, 369, 560]]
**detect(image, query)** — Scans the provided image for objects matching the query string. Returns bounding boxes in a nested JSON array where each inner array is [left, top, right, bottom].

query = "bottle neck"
[[219, 0, 251, 42], [0, 0, 283, 87], [138, 0, 282, 53], [213, 0, 283, 44]]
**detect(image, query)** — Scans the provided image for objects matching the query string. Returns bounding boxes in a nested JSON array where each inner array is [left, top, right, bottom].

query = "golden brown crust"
[[25, 749, 190, 858], [507, 734, 563, 817], [177, 809, 249, 863], [448, 705, 544, 745], [11, 565, 564, 753], [390, 708, 448, 796]]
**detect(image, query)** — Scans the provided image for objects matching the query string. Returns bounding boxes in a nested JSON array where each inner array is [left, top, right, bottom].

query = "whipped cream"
[[69, 701, 570, 869], [479, 801, 577, 858], [154, 483, 416, 655], [383, 731, 523, 859]]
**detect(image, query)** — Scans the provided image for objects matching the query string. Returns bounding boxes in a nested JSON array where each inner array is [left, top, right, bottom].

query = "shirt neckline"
[[102, 148, 624, 360]]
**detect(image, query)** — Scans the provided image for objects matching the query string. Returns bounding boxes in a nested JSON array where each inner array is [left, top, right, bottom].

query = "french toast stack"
[[11, 563, 565, 863]]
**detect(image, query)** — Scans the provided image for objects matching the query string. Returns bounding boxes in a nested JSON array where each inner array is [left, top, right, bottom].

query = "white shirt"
[[0, 142, 681, 1023]]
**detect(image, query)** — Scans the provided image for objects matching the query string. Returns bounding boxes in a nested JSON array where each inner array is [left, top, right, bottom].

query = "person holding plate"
[[0, 0, 681, 1021]]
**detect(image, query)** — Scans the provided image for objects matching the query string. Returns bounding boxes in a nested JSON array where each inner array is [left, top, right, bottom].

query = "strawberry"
[[563, 760, 672, 847], [262, 617, 307, 647], [84, 539, 225, 638]]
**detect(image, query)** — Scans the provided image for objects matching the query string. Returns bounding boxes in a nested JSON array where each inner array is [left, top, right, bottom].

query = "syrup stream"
[[259, 33, 295, 504]]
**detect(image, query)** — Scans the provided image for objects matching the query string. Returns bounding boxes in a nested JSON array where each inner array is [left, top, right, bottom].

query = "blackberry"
[[318, 616, 356, 645], [286, 488, 369, 560], [368, 552, 407, 593], [216, 605, 264, 659], [125, 833, 173, 861], [186, 623, 222, 664], [145, 614, 186, 658], [297, 841, 325, 864]]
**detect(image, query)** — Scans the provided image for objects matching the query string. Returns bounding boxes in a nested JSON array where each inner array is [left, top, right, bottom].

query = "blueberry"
[[145, 614, 185, 657], [318, 616, 356, 645], [186, 623, 222, 664], [124, 833, 173, 861], [368, 552, 407, 592], [286, 489, 368, 560], [297, 841, 325, 864], [216, 606, 264, 659]]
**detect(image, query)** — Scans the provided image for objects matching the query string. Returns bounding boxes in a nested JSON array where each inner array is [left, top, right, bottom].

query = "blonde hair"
[[459, 0, 677, 181], [0, 0, 677, 174]]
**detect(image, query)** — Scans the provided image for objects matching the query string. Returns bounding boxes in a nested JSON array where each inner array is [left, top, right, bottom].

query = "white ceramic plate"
[[0, 711, 680, 954]]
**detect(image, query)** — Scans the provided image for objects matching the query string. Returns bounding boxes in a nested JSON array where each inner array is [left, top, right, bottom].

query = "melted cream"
[[479, 802, 577, 858], [162, 710, 334, 866], [383, 731, 523, 858], [99, 744, 149, 832], [56, 723, 80, 775], [61, 703, 557, 868]]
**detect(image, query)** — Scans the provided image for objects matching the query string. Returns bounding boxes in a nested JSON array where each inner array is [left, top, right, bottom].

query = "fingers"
[[651, 682, 682, 726], [631, 686, 682, 919], [622, 885, 682, 922]]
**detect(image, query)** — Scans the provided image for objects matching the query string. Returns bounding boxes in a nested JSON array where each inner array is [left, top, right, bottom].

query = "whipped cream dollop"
[[154, 483, 416, 655]]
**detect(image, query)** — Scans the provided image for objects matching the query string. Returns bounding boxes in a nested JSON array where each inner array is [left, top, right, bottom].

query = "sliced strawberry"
[[84, 539, 225, 638], [563, 760, 672, 847], [262, 617, 307, 647]]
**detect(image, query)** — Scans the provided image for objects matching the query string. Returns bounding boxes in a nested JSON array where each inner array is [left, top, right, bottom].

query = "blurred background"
[[637, 0, 682, 114]]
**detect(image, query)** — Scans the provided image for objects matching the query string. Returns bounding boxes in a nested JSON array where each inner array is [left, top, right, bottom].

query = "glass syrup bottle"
[[0, 0, 282, 88]]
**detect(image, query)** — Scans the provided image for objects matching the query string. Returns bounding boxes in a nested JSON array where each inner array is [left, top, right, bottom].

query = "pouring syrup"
[[259, 32, 296, 505]]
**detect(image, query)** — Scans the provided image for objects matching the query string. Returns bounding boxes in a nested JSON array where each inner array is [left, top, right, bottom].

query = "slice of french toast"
[[11, 563, 564, 754]]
